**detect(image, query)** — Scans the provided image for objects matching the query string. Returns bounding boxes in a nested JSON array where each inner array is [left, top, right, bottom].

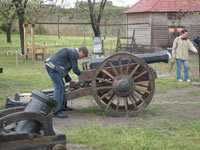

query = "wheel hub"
[[112, 75, 134, 97]]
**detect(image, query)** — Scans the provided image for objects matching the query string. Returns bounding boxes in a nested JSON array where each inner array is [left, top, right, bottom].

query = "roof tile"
[[122, 0, 200, 13]]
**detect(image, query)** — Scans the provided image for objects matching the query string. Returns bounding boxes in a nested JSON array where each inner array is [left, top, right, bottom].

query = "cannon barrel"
[[16, 90, 57, 134], [135, 50, 170, 64], [90, 50, 171, 69]]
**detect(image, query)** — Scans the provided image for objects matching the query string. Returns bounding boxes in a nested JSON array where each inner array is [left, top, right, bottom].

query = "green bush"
[[0, 29, 4, 34], [11, 29, 19, 34], [0, 23, 7, 32], [35, 25, 46, 35]]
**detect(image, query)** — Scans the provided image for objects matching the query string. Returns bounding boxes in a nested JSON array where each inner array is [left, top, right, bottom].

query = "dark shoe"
[[63, 106, 74, 111], [66, 106, 73, 111], [53, 111, 68, 118]]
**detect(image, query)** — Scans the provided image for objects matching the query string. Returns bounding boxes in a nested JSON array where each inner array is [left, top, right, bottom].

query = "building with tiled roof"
[[121, 0, 200, 48]]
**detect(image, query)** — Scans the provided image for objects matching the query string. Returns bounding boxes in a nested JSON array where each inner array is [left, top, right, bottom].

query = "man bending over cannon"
[[45, 47, 89, 118]]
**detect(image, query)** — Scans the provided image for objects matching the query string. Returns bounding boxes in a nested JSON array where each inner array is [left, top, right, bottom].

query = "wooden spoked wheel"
[[92, 53, 155, 117]]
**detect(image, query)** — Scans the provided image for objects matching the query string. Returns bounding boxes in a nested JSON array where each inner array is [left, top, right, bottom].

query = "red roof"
[[122, 0, 200, 13]]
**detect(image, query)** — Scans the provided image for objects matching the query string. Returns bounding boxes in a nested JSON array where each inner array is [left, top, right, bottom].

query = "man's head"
[[78, 47, 89, 59], [181, 29, 188, 38]]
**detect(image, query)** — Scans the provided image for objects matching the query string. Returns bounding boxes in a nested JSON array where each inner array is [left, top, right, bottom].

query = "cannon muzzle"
[[16, 90, 57, 134]]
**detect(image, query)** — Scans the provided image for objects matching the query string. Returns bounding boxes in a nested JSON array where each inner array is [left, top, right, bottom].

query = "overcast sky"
[[111, 0, 139, 7], [46, 0, 139, 8]]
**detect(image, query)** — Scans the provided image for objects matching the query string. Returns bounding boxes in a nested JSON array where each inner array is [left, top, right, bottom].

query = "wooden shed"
[[121, 0, 200, 49]]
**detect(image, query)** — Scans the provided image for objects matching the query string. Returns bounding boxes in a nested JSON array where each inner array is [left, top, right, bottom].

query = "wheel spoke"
[[97, 86, 112, 91], [102, 69, 115, 80], [135, 81, 150, 85], [135, 88, 150, 94], [130, 64, 140, 77], [130, 94, 138, 105], [124, 97, 128, 114], [119, 59, 123, 74], [135, 89, 143, 95], [132, 92, 145, 102], [133, 70, 147, 80], [100, 90, 113, 99], [109, 61, 118, 76], [116, 97, 120, 112], [129, 95, 137, 108], [96, 77, 112, 84], [106, 93, 116, 109], [137, 84, 149, 88], [125, 58, 131, 75]]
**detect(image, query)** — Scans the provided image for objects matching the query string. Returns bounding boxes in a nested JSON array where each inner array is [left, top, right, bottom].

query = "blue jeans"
[[46, 65, 65, 113], [176, 59, 189, 80]]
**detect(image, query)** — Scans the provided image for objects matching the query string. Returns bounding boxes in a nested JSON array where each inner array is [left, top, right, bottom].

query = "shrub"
[[35, 25, 46, 35]]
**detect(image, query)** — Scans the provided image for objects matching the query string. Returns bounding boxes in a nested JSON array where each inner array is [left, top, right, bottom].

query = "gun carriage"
[[43, 50, 170, 117], [0, 90, 66, 150]]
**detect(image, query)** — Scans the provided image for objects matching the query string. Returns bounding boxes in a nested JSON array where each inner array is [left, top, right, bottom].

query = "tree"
[[87, 0, 107, 37], [0, 0, 17, 43], [55, 0, 107, 37], [13, 0, 29, 54], [50, 5, 66, 39]]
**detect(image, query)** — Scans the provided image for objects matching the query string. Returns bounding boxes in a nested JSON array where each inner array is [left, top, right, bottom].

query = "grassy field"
[[0, 34, 200, 150], [62, 122, 200, 150]]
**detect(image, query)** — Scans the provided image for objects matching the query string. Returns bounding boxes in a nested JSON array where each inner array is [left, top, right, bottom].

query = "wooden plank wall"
[[126, 12, 200, 48], [127, 13, 151, 45], [152, 13, 200, 47], [151, 13, 169, 47], [185, 14, 200, 40]]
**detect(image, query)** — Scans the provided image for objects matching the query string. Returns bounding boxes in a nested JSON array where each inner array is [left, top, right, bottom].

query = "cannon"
[[0, 90, 67, 150], [43, 50, 170, 117]]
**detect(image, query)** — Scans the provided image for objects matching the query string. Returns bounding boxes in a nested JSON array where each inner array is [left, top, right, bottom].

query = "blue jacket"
[[46, 48, 81, 82]]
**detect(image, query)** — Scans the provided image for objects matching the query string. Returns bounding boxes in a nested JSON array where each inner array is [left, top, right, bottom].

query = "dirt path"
[[52, 86, 200, 150]]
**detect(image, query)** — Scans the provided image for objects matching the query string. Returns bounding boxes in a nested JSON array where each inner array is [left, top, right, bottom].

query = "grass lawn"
[[62, 122, 200, 150], [0, 33, 200, 150]]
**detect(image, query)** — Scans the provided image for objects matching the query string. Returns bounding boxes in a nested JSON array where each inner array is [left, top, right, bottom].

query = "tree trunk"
[[88, 0, 107, 37], [13, 0, 28, 55], [6, 25, 12, 43], [92, 24, 100, 37], [18, 17, 24, 55]]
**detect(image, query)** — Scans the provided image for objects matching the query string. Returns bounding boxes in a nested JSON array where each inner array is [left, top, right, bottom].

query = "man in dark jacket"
[[45, 47, 88, 118]]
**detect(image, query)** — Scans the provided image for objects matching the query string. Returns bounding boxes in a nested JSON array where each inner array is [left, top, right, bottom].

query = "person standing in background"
[[172, 29, 198, 82]]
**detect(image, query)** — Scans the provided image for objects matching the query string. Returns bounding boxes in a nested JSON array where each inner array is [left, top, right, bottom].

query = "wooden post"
[[23, 23, 28, 59], [130, 29, 136, 52], [83, 25, 86, 46], [101, 40, 105, 55], [116, 29, 120, 52], [31, 23, 36, 60], [42, 47, 46, 60]]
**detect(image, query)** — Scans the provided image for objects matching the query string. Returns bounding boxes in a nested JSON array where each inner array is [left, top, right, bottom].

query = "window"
[[167, 12, 185, 20]]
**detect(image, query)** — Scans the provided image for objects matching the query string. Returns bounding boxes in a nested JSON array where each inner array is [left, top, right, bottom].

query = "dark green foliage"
[[0, 23, 7, 32]]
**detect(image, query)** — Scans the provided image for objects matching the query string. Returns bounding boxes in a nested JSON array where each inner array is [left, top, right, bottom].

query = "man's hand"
[[69, 80, 79, 89], [169, 58, 175, 73], [171, 58, 175, 63]]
